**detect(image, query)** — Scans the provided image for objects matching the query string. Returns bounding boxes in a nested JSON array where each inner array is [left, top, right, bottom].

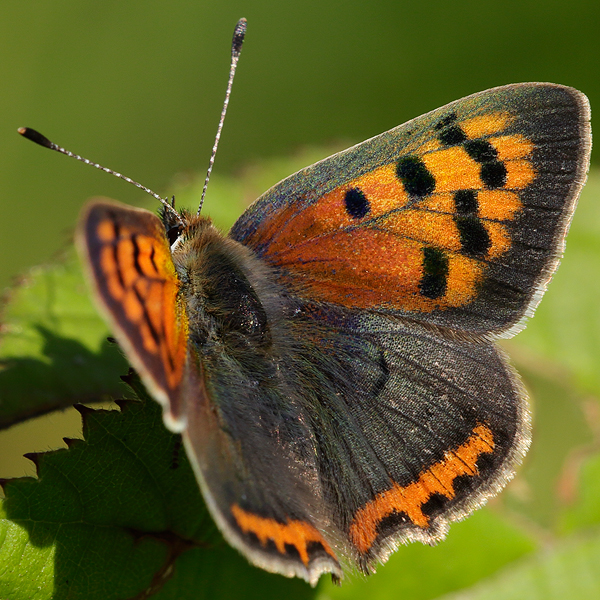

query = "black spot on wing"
[[284, 543, 302, 562], [464, 139, 507, 189], [374, 511, 411, 544], [435, 112, 466, 145], [420, 247, 449, 299], [481, 162, 508, 188], [439, 126, 467, 146], [434, 113, 458, 130], [344, 187, 370, 219], [397, 156, 436, 198], [454, 190, 478, 214], [464, 140, 498, 163], [454, 216, 491, 257], [420, 492, 448, 520], [307, 540, 334, 562]]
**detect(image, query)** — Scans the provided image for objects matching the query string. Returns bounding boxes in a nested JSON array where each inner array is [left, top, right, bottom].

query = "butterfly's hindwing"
[[179, 286, 528, 578], [304, 309, 528, 569]]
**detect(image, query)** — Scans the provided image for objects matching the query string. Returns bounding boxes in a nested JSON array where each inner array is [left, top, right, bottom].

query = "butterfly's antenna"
[[17, 126, 184, 226], [198, 17, 247, 215]]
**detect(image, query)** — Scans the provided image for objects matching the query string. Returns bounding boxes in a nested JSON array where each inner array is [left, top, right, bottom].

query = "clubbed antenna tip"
[[198, 17, 247, 215], [232, 18, 247, 56], [18, 127, 54, 149]]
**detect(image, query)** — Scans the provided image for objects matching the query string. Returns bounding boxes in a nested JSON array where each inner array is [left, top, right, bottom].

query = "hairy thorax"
[[171, 216, 276, 362]]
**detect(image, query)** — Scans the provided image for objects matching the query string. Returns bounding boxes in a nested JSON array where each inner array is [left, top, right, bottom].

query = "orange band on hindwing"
[[230, 504, 338, 566], [349, 424, 495, 554]]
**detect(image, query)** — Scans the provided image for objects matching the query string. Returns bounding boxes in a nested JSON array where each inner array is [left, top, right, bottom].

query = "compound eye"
[[166, 224, 183, 246]]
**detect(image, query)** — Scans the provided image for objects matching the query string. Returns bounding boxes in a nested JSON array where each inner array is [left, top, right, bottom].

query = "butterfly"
[[69, 81, 591, 584], [21, 73, 591, 584]]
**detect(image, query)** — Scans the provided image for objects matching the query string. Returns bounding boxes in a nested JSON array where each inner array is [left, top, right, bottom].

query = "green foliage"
[[1, 162, 599, 599], [0, 253, 128, 428], [0, 377, 313, 600]]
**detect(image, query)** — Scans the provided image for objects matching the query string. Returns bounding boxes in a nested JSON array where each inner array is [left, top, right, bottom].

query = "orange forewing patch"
[[460, 112, 512, 138], [270, 229, 484, 312], [231, 504, 338, 566], [422, 146, 484, 192], [476, 191, 522, 220], [260, 164, 411, 255], [484, 222, 511, 257], [491, 134, 534, 161], [349, 424, 495, 554], [242, 108, 536, 314], [93, 214, 188, 392], [505, 159, 536, 189]]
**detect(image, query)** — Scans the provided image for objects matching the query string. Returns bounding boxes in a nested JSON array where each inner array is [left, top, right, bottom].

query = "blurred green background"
[[2, 1, 600, 599], [1, 0, 599, 290]]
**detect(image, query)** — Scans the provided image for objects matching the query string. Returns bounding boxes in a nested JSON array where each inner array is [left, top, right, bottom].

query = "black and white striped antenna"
[[18, 18, 247, 223], [198, 17, 246, 214], [17, 125, 184, 224]]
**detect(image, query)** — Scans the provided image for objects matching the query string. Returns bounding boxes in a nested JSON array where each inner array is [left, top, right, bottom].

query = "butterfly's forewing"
[[78, 201, 189, 429], [231, 83, 591, 337]]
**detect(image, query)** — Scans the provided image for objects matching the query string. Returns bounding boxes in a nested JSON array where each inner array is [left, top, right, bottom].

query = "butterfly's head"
[[159, 199, 187, 247], [159, 201, 216, 254]]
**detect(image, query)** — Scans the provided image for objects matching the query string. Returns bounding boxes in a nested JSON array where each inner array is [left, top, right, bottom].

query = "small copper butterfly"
[[20, 19, 591, 586]]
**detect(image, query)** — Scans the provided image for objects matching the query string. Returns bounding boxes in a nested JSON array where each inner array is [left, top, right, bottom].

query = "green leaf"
[[0, 251, 128, 429], [560, 446, 600, 534], [0, 375, 314, 600], [438, 531, 600, 600], [503, 363, 593, 530]]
